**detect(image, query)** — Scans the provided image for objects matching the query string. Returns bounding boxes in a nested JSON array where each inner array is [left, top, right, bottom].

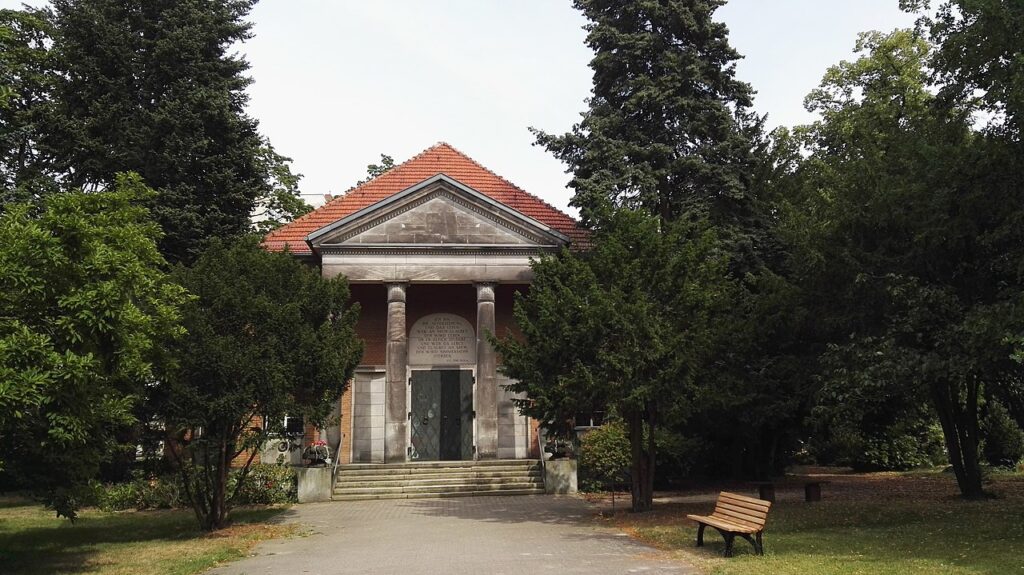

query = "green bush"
[[578, 422, 631, 492], [232, 464, 297, 505], [982, 401, 1024, 468], [92, 464, 297, 511], [93, 473, 183, 511], [819, 422, 946, 471]]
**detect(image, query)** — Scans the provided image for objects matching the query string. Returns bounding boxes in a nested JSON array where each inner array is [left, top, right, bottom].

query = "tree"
[[787, 29, 1024, 498], [354, 153, 395, 187], [532, 0, 760, 234], [0, 173, 188, 519], [495, 210, 734, 511], [46, 0, 270, 264], [531, 0, 811, 483], [0, 8, 58, 204], [156, 236, 362, 530], [902, 0, 1024, 138], [905, 0, 1024, 432], [250, 139, 312, 234]]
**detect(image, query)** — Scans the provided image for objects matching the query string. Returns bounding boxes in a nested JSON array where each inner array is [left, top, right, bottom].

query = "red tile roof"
[[263, 142, 588, 255]]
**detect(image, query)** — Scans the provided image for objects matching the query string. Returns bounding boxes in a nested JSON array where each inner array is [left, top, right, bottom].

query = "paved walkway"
[[207, 495, 696, 575]]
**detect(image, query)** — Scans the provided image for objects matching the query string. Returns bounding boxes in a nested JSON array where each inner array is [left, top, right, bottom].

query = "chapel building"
[[264, 143, 586, 466]]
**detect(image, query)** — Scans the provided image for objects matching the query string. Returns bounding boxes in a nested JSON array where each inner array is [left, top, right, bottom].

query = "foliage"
[[354, 153, 395, 187], [810, 339, 947, 471], [533, 0, 761, 236], [903, 0, 1024, 137], [496, 210, 735, 511], [981, 400, 1024, 469], [531, 0, 815, 487], [780, 28, 1024, 498], [93, 473, 183, 512], [0, 174, 188, 519], [250, 139, 312, 234], [231, 463, 297, 505], [45, 0, 272, 263], [91, 463, 297, 512], [578, 422, 631, 492], [155, 236, 362, 530], [0, 8, 58, 204]]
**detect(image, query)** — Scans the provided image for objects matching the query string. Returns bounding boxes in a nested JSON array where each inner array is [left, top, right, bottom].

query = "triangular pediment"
[[340, 195, 532, 245], [307, 175, 569, 251]]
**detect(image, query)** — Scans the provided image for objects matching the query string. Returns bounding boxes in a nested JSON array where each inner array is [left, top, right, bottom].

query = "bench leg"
[[722, 533, 735, 557], [738, 533, 761, 556], [696, 523, 706, 547], [755, 532, 764, 555]]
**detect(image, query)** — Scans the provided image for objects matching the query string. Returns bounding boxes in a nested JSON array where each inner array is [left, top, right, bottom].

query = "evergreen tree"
[[158, 236, 362, 530], [0, 8, 58, 204], [533, 0, 761, 235], [47, 0, 268, 264], [496, 211, 735, 512]]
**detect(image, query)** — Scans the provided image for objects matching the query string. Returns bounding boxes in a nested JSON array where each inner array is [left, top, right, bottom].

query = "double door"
[[409, 370, 473, 460]]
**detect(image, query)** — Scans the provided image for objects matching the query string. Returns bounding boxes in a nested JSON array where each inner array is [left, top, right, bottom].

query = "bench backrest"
[[712, 491, 772, 530]]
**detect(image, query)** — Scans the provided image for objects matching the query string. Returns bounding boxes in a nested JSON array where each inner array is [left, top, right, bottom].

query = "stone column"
[[475, 282, 498, 459], [384, 282, 408, 463]]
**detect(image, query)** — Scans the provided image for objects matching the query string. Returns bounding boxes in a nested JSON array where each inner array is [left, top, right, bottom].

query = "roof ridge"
[[437, 142, 576, 222]]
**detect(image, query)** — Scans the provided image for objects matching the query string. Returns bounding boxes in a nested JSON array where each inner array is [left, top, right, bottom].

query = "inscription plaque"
[[409, 313, 476, 365]]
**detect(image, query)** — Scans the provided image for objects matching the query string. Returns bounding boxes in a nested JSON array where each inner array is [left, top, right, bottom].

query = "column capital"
[[386, 282, 408, 303], [475, 282, 496, 302]]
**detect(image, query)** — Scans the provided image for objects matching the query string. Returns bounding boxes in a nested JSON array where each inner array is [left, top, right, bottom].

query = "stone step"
[[336, 476, 543, 489], [338, 459, 538, 471], [331, 488, 546, 501], [335, 469, 541, 481], [333, 480, 542, 496]]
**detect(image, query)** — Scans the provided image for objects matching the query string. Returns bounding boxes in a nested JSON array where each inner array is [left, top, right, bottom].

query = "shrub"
[[982, 401, 1024, 468], [578, 422, 630, 492], [232, 464, 297, 505], [817, 422, 946, 471], [93, 473, 183, 511]]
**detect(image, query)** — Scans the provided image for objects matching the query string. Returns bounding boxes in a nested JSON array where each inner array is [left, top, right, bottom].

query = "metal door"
[[410, 370, 474, 461]]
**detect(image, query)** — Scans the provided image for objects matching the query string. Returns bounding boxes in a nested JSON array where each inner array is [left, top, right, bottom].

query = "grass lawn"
[[597, 471, 1024, 575], [0, 497, 295, 575]]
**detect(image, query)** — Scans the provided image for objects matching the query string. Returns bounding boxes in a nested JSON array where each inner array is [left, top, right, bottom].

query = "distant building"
[[264, 143, 586, 464]]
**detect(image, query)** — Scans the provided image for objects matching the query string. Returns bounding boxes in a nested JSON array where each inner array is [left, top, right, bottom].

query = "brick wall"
[[350, 283, 387, 365]]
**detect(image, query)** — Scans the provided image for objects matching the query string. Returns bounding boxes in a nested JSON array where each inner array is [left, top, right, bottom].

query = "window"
[[284, 415, 305, 436], [266, 415, 305, 437]]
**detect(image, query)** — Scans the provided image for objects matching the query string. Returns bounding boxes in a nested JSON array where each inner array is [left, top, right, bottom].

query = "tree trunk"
[[931, 378, 986, 499], [627, 410, 654, 512]]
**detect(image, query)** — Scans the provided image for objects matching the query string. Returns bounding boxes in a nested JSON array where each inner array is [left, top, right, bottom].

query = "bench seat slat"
[[686, 513, 760, 534]]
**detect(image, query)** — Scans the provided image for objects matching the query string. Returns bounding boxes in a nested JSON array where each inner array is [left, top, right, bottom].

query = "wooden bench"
[[686, 491, 772, 556]]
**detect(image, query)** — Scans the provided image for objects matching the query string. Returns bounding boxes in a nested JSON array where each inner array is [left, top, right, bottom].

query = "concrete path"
[[207, 495, 696, 575]]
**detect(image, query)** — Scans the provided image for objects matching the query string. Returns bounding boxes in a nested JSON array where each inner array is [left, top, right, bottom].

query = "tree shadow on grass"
[[0, 503, 283, 575]]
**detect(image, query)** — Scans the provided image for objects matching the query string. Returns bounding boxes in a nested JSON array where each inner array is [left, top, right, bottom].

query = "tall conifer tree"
[[48, 0, 267, 263], [534, 0, 760, 234]]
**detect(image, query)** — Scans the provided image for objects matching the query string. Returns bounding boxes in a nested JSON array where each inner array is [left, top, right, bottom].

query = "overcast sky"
[[3, 0, 917, 215]]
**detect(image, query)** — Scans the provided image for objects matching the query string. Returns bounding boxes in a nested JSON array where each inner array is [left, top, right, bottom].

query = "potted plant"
[[301, 439, 330, 466]]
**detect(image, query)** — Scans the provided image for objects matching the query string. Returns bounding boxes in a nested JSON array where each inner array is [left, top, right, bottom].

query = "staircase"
[[332, 459, 544, 501]]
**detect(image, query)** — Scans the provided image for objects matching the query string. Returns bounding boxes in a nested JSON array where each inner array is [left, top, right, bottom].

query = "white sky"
[[3, 0, 916, 215]]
